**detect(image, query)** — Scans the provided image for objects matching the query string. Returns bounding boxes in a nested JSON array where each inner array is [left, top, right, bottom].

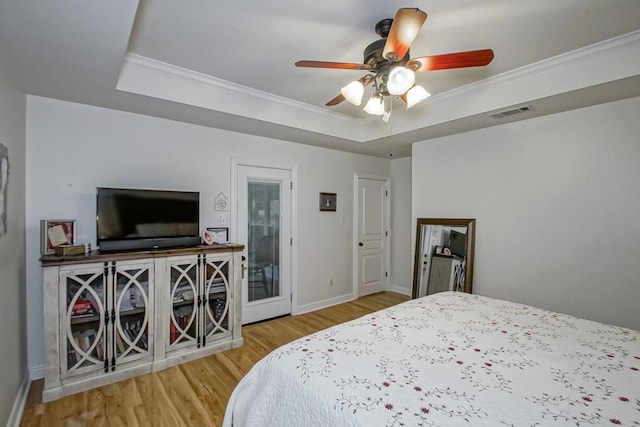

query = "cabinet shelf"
[[119, 307, 146, 317], [172, 299, 196, 308], [70, 313, 100, 325], [70, 307, 148, 325]]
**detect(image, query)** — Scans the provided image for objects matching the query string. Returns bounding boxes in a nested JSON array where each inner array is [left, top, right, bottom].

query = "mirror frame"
[[412, 218, 476, 299]]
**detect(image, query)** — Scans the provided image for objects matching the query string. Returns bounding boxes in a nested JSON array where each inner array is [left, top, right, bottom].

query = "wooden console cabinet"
[[40, 244, 244, 402]]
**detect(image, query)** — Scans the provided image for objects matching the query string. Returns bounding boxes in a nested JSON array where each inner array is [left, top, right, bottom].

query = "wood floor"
[[21, 291, 409, 427]]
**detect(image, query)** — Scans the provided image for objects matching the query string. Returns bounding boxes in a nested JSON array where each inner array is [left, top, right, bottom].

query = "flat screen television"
[[448, 229, 467, 258], [97, 187, 201, 252]]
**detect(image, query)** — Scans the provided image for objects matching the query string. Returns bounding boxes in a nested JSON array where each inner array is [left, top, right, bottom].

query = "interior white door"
[[237, 165, 292, 324], [357, 177, 388, 296]]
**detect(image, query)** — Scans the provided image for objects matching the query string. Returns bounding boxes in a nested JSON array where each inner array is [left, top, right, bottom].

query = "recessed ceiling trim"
[[383, 29, 640, 136], [419, 30, 640, 107], [122, 54, 354, 120], [117, 53, 369, 142], [117, 31, 640, 144]]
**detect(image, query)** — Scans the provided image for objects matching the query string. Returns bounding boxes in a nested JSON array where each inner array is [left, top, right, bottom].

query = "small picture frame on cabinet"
[[207, 227, 229, 244], [40, 219, 77, 255]]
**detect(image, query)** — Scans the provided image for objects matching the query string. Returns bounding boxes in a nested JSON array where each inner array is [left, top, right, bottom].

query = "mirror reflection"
[[412, 218, 476, 298]]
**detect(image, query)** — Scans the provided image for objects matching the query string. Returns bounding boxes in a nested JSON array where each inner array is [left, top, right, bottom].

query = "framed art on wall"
[[40, 219, 77, 255], [319, 192, 337, 212]]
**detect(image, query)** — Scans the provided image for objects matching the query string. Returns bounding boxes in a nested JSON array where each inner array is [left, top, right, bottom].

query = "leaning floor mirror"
[[412, 218, 476, 299]]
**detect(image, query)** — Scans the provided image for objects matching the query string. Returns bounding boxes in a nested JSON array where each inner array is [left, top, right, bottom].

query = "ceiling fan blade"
[[382, 8, 428, 62], [295, 60, 371, 70], [326, 94, 345, 106], [408, 49, 494, 72], [325, 76, 374, 107]]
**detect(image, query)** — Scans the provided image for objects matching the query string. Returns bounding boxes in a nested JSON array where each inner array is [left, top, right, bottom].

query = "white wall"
[[0, 48, 27, 424], [389, 157, 412, 295], [25, 96, 392, 375], [412, 97, 640, 331]]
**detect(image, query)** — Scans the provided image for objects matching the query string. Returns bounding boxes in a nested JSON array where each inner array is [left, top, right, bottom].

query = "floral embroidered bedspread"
[[224, 292, 639, 426]]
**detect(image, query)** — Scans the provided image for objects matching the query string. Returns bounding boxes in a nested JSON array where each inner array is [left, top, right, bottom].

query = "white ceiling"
[[1, 0, 640, 158]]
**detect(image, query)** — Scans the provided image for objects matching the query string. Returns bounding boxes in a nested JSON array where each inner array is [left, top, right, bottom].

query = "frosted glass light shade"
[[363, 95, 385, 115], [406, 85, 431, 108], [340, 81, 364, 106], [387, 66, 415, 95]]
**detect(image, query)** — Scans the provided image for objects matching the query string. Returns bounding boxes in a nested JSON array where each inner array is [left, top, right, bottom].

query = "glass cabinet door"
[[61, 268, 107, 377], [113, 262, 153, 365], [168, 260, 198, 350], [202, 258, 231, 345]]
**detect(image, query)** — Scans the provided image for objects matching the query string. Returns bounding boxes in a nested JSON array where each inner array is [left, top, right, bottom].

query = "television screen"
[[97, 187, 200, 251], [448, 230, 467, 258]]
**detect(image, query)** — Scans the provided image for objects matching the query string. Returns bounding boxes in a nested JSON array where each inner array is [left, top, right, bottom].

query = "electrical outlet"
[[220, 214, 229, 224]]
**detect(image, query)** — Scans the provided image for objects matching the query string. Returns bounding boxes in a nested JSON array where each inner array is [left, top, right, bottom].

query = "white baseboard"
[[293, 292, 355, 315], [29, 365, 44, 380], [387, 285, 412, 296], [7, 371, 30, 427]]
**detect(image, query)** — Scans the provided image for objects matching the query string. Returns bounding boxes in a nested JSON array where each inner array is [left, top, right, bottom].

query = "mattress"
[[223, 292, 640, 426]]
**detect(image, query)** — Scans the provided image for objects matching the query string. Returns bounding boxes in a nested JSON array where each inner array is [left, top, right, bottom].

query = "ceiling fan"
[[295, 8, 494, 121]]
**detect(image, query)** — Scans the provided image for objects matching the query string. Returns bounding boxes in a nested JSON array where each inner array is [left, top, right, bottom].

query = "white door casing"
[[355, 175, 389, 297]]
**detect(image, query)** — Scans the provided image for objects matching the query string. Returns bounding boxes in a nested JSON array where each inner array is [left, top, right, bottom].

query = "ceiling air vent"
[[489, 105, 534, 119]]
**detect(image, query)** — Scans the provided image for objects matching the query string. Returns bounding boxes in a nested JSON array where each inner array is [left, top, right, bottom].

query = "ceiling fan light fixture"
[[364, 95, 385, 115], [406, 85, 431, 108], [387, 66, 415, 95], [340, 80, 365, 106]]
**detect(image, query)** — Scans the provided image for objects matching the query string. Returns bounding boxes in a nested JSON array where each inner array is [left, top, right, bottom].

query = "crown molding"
[[426, 30, 640, 105], [377, 29, 640, 137], [118, 30, 640, 143], [122, 53, 355, 121]]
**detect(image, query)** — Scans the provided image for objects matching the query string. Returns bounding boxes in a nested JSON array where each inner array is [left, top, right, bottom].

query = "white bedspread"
[[223, 292, 640, 426]]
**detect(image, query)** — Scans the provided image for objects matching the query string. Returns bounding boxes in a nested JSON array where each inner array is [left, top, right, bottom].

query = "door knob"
[[358, 242, 364, 247]]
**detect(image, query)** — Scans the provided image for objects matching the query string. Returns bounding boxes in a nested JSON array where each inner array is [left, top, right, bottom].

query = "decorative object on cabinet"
[[54, 244, 87, 256], [202, 230, 214, 245], [40, 243, 244, 402], [207, 227, 229, 244], [412, 218, 475, 298], [319, 192, 337, 212], [40, 219, 77, 255]]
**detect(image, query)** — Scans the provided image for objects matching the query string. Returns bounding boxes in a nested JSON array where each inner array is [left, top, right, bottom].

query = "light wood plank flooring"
[[21, 291, 409, 426]]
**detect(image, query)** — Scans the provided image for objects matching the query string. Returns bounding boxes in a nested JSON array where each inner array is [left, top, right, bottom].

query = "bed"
[[223, 292, 639, 426]]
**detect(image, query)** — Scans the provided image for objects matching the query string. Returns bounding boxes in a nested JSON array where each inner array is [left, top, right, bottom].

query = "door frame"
[[352, 173, 391, 298], [230, 158, 298, 318]]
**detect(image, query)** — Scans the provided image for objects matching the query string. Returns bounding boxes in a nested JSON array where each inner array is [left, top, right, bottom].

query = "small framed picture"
[[319, 192, 337, 212], [206, 227, 229, 244], [40, 219, 77, 255]]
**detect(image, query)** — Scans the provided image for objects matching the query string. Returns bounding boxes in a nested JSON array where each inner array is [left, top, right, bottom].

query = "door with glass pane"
[[237, 165, 292, 324]]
